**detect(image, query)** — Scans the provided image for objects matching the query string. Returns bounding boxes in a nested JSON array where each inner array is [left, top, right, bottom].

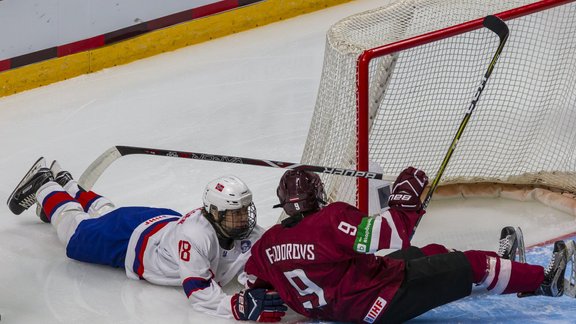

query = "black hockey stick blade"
[[483, 15, 509, 43], [482, 15, 509, 79]]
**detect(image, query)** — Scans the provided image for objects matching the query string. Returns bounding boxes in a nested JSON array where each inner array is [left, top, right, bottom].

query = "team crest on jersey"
[[363, 297, 387, 323], [240, 240, 251, 253]]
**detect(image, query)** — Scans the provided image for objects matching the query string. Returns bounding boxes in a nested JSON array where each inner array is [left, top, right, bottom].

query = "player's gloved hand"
[[388, 167, 428, 211], [231, 288, 288, 322]]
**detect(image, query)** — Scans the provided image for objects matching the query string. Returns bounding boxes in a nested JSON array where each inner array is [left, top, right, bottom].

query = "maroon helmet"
[[274, 170, 326, 217]]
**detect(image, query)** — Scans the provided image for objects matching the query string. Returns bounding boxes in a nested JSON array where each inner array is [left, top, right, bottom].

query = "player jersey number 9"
[[284, 269, 327, 309]]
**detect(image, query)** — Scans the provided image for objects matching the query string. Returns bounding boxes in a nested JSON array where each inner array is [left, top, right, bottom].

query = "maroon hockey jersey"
[[245, 202, 424, 323]]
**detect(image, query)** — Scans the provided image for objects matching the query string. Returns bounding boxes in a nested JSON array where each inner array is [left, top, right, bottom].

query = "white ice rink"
[[1, 0, 576, 323]]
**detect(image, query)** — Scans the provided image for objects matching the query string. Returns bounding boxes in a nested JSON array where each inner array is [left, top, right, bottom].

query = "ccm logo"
[[389, 194, 411, 201]]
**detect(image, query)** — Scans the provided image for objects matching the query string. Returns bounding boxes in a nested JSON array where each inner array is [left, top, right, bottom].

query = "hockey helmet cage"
[[203, 175, 256, 240], [274, 170, 326, 217]]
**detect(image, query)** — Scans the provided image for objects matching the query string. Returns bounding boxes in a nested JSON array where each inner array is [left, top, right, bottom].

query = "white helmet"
[[202, 175, 256, 240]]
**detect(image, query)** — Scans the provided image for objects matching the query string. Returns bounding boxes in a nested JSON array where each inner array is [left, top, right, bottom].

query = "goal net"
[[301, 0, 576, 215]]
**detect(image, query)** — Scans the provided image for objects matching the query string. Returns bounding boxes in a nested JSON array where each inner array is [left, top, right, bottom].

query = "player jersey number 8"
[[284, 269, 327, 309]]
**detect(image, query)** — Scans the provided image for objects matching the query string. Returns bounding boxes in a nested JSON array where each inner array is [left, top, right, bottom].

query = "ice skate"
[[51, 160, 74, 187], [498, 226, 519, 261], [535, 240, 569, 297], [7, 157, 53, 215]]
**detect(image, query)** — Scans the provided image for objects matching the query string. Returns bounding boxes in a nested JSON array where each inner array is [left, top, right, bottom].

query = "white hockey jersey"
[[124, 208, 264, 318]]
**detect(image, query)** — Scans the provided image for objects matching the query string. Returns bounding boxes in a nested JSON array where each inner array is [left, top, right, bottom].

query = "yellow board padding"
[[0, 0, 352, 98]]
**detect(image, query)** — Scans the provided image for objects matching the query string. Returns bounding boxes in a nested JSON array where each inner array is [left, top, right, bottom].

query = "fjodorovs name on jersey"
[[265, 243, 315, 264]]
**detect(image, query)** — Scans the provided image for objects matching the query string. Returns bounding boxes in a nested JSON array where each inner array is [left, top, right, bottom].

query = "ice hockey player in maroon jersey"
[[243, 167, 571, 323]]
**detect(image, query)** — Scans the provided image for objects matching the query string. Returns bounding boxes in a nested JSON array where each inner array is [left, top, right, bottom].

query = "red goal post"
[[301, 0, 576, 214]]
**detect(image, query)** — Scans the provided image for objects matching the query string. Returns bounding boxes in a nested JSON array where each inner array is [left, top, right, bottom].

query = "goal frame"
[[355, 0, 576, 213]]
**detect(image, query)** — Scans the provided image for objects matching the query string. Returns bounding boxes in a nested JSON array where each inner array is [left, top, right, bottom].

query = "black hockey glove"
[[231, 288, 288, 322], [389, 166, 429, 211]]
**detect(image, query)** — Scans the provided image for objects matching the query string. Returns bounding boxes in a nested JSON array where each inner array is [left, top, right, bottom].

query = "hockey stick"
[[78, 145, 396, 190], [412, 15, 509, 235]]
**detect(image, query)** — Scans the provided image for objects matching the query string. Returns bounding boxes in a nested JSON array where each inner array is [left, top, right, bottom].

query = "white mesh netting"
[[301, 0, 576, 211]]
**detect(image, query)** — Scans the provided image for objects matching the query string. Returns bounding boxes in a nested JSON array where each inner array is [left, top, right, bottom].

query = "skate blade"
[[516, 227, 526, 263], [563, 240, 576, 297], [6, 157, 46, 206]]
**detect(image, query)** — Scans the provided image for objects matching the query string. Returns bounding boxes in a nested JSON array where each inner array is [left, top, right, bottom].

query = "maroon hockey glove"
[[232, 288, 288, 322], [388, 167, 429, 211]]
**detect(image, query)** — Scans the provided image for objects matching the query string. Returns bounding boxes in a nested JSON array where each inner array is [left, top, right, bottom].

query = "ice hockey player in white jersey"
[[7, 158, 287, 322]]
